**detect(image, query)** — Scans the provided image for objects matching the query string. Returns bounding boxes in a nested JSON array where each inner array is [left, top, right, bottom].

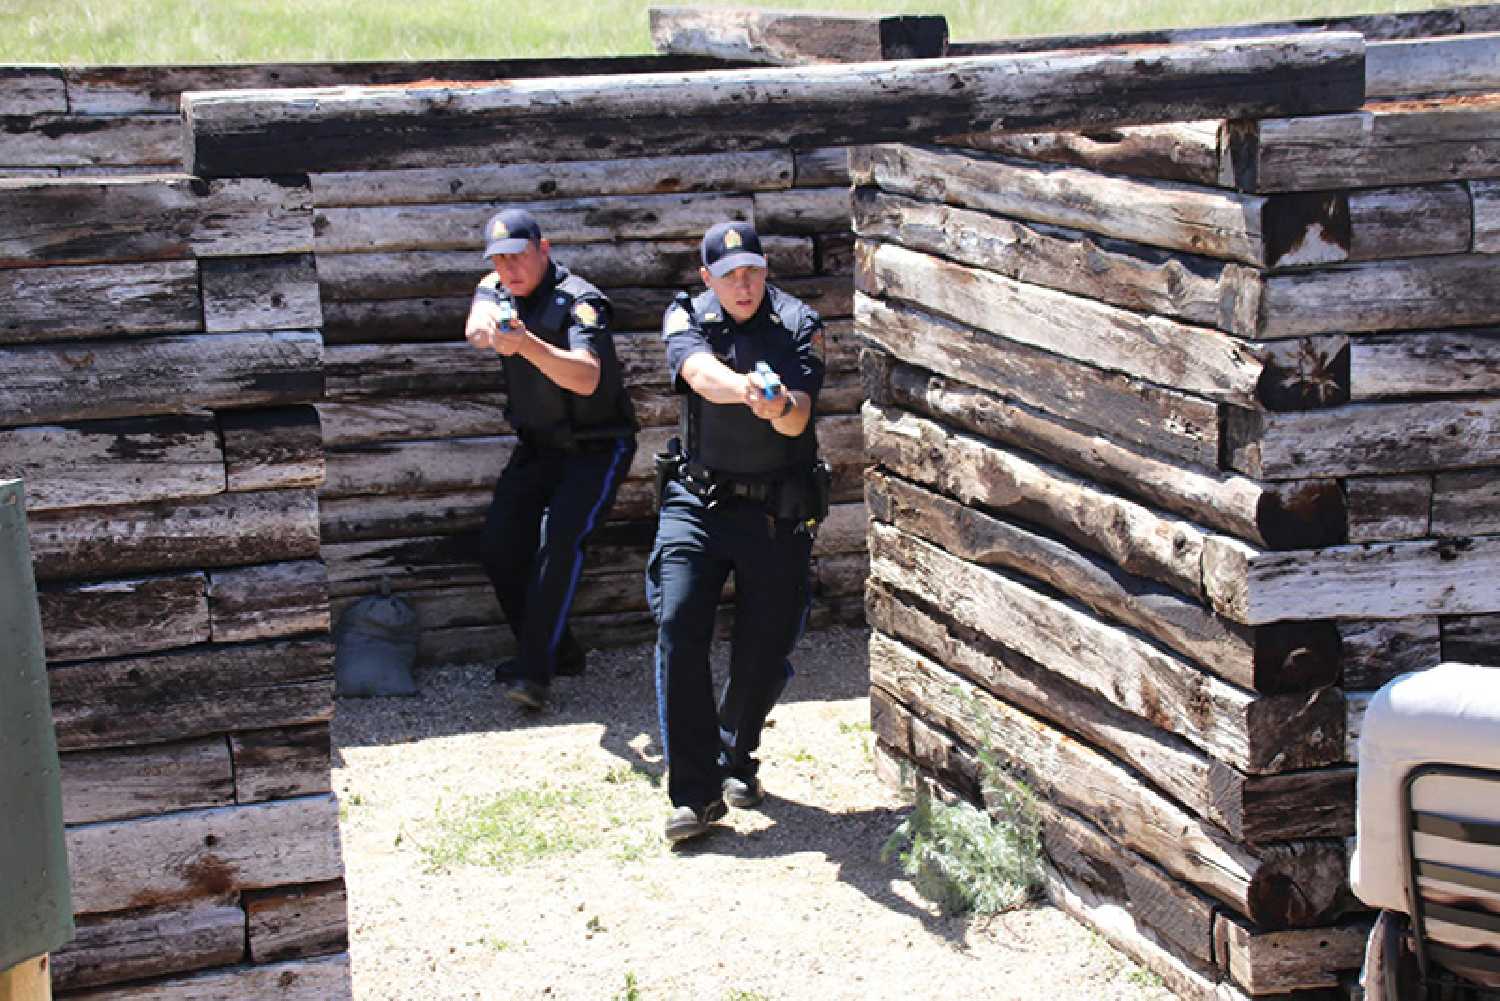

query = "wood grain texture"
[[184, 35, 1364, 176], [316, 395, 510, 446], [321, 437, 513, 499], [1205, 534, 1500, 625], [0, 260, 201, 344], [874, 357, 1345, 551], [39, 572, 210, 664], [208, 560, 330, 644], [221, 406, 324, 493], [1, 330, 324, 427], [28, 488, 321, 583], [1431, 468, 1500, 537], [1214, 911, 1370, 994], [59, 737, 232, 825], [309, 150, 794, 207], [66, 794, 343, 914], [0, 414, 225, 512], [245, 880, 348, 963], [49, 900, 245, 993], [1339, 617, 1441, 690], [48, 637, 335, 751], [0, 114, 180, 170], [0, 175, 312, 266], [0, 67, 67, 117], [201, 254, 322, 333], [649, 7, 947, 64], [1258, 255, 1500, 338], [1351, 330, 1500, 401], [230, 725, 333, 804], [59, 953, 352, 1000], [952, 120, 1225, 187], [1443, 613, 1500, 665], [1344, 475, 1432, 542]]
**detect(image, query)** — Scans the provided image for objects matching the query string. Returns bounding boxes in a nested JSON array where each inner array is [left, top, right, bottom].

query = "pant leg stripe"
[[545, 438, 633, 660]]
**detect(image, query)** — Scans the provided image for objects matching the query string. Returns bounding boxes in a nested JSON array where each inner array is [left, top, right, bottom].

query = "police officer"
[[466, 208, 637, 710], [647, 220, 829, 842]]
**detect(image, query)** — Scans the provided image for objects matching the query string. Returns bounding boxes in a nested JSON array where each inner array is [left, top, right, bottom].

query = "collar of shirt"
[[518, 260, 563, 310]]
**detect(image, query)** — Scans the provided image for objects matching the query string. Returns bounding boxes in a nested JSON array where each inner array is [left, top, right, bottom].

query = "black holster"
[[770, 459, 832, 525], [654, 436, 685, 512]]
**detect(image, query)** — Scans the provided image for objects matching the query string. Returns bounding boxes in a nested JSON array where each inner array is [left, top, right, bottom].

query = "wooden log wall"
[[0, 55, 733, 176], [308, 144, 869, 666], [0, 173, 348, 999], [856, 79, 1499, 1000]]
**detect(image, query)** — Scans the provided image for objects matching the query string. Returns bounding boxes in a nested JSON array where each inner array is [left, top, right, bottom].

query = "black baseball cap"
[[701, 220, 767, 277], [483, 208, 543, 258]]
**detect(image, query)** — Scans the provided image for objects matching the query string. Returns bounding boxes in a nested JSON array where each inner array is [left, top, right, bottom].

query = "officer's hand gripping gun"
[[752, 361, 781, 400]]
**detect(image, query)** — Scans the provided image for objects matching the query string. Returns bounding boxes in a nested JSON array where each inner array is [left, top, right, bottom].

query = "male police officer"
[[466, 208, 637, 710], [647, 220, 829, 842]]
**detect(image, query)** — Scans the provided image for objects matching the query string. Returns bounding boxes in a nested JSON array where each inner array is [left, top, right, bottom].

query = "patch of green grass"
[[838, 720, 871, 736], [5, 0, 1484, 64], [1127, 966, 1166, 989], [419, 763, 664, 872], [724, 990, 772, 1001], [614, 971, 642, 1001]]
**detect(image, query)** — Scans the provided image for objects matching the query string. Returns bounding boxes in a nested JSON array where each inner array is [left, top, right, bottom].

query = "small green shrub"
[[882, 690, 1044, 915]]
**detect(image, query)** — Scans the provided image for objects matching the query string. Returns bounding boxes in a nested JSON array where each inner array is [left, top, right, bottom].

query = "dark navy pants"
[[646, 479, 813, 810], [479, 437, 635, 684]]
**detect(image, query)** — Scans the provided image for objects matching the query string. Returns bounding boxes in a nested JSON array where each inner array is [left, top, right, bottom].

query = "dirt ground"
[[331, 625, 1177, 1001]]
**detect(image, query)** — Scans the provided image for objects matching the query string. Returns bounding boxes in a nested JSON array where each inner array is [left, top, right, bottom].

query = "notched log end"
[[1252, 620, 1343, 693], [1257, 480, 1348, 550], [1256, 340, 1351, 412]]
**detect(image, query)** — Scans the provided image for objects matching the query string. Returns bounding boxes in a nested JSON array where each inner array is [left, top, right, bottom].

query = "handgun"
[[753, 361, 781, 400]]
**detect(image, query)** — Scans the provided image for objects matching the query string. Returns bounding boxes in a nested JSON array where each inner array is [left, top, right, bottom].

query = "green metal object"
[[0, 479, 73, 970]]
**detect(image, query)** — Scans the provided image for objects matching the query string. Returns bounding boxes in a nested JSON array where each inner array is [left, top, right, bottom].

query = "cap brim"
[[706, 252, 767, 278], [484, 237, 532, 258]]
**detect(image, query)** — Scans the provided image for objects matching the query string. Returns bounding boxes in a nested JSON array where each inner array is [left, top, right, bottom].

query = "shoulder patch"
[[664, 306, 692, 335], [573, 301, 600, 327]]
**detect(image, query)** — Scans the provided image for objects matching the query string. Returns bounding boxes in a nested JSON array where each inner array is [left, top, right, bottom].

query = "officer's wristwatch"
[[775, 393, 795, 419]]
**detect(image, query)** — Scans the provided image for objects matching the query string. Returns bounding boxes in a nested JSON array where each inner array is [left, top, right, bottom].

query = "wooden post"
[[0, 956, 51, 1001]]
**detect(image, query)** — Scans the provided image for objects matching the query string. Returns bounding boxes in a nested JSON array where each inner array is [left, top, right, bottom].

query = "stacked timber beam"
[[0, 55, 733, 177], [856, 42, 1500, 1001], [308, 147, 868, 665], [0, 175, 349, 999]]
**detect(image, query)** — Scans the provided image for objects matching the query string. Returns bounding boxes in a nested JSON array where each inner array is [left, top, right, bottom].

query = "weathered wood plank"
[[856, 293, 1221, 467], [246, 880, 348, 963], [1205, 535, 1500, 625], [184, 35, 1366, 176], [0, 114, 180, 170], [1230, 102, 1500, 193], [66, 794, 343, 914], [309, 149, 793, 207], [220, 406, 324, 493], [208, 561, 329, 644], [1368, 33, 1500, 100], [649, 7, 947, 64], [0, 67, 67, 116], [318, 489, 491, 543], [1474, 178, 1500, 253], [64, 56, 734, 114], [752, 187, 849, 235], [0, 260, 200, 344], [201, 254, 322, 333], [794, 147, 849, 187], [323, 341, 504, 399], [870, 632, 1350, 928], [1444, 613, 1500, 665], [1351, 330, 1500, 401], [1214, 911, 1370, 994], [853, 187, 1262, 336], [1258, 254, 1500, 338], [50, 900, 245, 992], [1431, 468, 1500, 537], [874, 357, 1346, 551], [880, 693, 1219, 964], [1226, 398, 1500, 479], [1339, 617, 1441, 690], [870, 522, 1343, 774], [0, 330, 324, 427], [851, 142, 1345, 269], [866, 471, 1338, 694], [322, 437, 514, 499], [60, 953, 352, 1001], [868, 582, 1351, 842], [58, 737, 232, 825], [1345, 475, 1432, 542], [859, 241, 1313, 410], [28, 488, 321, 583], [39, 573, 209, 664], [230, 724, 333, 803], [316, 395, 510, 445], [864, 402, 1206, 598], [1348, 183, 1471, 261], [953, 120, 1226, 187], [49, 637, 335, 752], [314, 191, 753, 253], [0, 414, 224, 512], [0, 175, 313, 266], [948, 6, 1483, 55]]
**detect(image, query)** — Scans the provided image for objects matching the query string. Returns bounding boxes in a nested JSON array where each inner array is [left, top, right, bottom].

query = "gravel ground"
[[332, 625, 1176, 1001]]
